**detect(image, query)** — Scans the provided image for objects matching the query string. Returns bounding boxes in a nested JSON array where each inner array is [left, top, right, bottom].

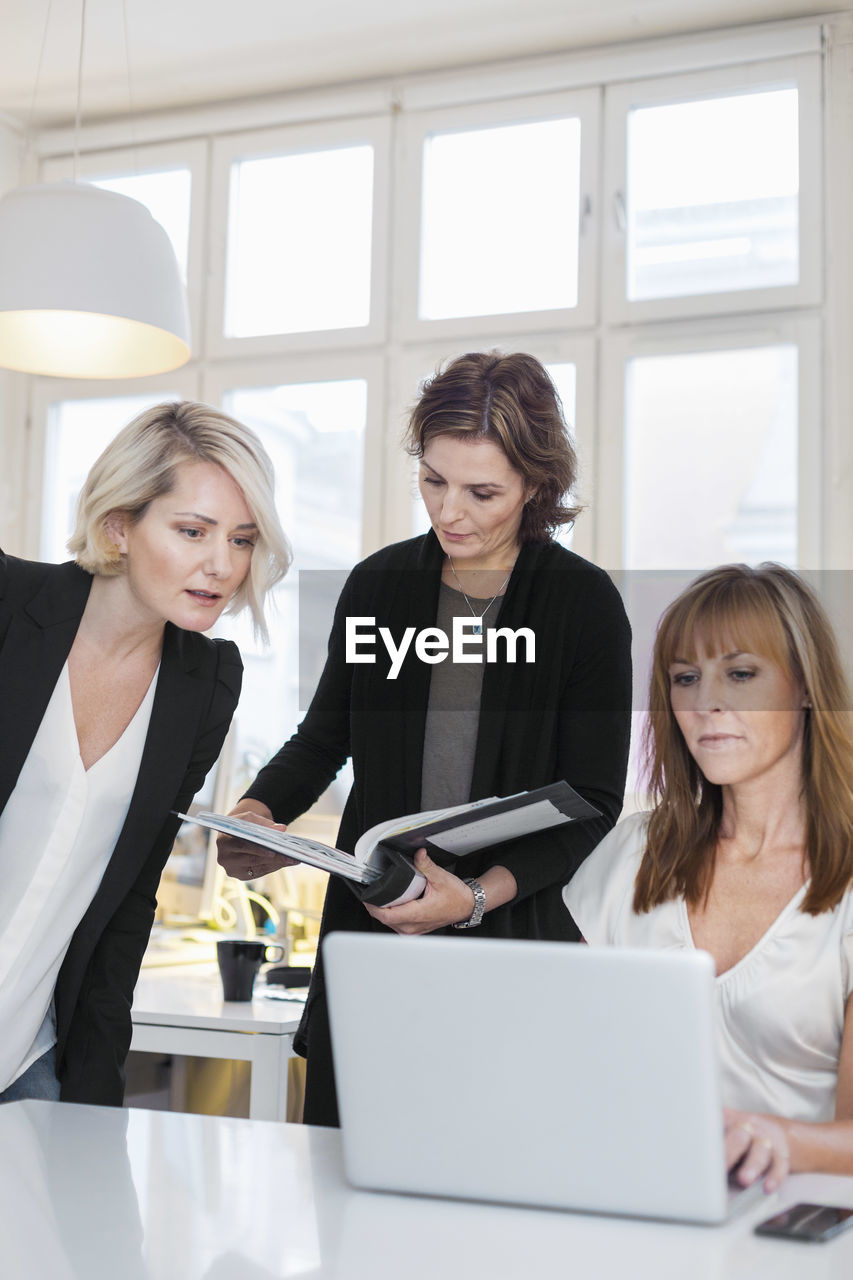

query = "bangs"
[[658, 576, 794, 675]]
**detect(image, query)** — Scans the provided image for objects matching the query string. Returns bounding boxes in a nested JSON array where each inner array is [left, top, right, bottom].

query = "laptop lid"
[[324, 933, 732, 1223]]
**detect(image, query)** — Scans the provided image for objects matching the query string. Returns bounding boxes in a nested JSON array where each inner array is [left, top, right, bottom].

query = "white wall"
[[0, 122, 26, 554]]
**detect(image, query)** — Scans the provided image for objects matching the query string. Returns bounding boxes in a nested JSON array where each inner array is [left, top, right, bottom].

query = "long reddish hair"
[[635, 564, 853, 915]]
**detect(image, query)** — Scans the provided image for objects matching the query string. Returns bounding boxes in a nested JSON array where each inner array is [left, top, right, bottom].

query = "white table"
[[130, 962, 304, 1121], [2, 1100, 853, 1280]]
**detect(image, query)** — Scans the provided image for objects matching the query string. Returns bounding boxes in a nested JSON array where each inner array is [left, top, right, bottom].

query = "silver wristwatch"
[[452, 878, 486, 929]]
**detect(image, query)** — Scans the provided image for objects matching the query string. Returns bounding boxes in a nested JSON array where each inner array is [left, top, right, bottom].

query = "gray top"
[[420, 580, 504, 811]]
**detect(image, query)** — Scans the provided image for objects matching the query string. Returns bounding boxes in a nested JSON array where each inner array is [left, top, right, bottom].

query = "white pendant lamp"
[[0, 0, 191, 380], [0, 181, 191, 379]]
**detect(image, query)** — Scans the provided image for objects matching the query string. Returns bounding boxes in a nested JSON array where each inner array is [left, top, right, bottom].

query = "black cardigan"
[[246, 531, 632, 1124]]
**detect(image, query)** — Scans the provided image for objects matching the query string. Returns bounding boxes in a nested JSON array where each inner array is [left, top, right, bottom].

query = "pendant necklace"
[[447, 557, 512, 635]]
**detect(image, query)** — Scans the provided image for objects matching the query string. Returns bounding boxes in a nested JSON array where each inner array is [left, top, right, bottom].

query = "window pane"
[[220, 381, 365, 806], [419, 118, 581, 319], [225, 147, 373, 337], [624, 345, 797, 568], [41, 394, 174, 563], [627, 89, 799, 300], [94, 170, 191, 281]]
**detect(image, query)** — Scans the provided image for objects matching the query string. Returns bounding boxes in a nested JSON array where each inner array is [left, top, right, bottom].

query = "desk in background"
[[130, 962, 304, 1121], [3, 1100, 853, 1280]]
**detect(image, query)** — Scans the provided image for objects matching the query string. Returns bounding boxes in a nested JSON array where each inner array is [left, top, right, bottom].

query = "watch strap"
[[452, 877, 486, 929]]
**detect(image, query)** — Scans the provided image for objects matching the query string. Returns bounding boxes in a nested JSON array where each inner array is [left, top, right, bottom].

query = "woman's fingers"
[[364, 850, 473, 934], [215, 808, 296, 878], [755, 1139, 789, 1194], [724, 1109, 790, 1192], [724, 1112, 753, 1172]]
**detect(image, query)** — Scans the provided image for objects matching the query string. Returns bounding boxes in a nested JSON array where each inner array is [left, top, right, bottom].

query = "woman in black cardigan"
[[219, 352, 632, 1126]]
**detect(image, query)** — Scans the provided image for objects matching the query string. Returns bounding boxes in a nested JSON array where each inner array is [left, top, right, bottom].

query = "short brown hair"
[[635, 563, 853, 916], [404, 351, 579, 543]]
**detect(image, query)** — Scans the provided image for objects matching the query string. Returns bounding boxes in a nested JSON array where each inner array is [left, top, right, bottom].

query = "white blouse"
[[0, 661, 157, 1091], [563, 811, 853, 1123]]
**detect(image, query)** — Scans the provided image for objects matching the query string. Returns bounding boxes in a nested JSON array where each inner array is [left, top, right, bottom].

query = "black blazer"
[[0, 552, 242, 1104], [246, 531, 632, 1123]]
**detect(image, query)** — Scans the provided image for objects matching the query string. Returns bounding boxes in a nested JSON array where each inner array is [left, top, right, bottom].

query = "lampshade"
[[0, 182, 191, 378]]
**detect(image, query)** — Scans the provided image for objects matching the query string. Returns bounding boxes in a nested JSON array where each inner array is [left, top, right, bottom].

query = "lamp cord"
[[121, 0, 139, 172], [24, 0, 54, 163], [73, 0, 88, 184]]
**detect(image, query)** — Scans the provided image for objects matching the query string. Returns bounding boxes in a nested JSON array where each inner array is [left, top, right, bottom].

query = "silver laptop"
[[324, 933, 764, 1224]]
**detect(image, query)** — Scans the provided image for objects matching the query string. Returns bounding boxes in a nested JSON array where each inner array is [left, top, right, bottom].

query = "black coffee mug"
[[216, 939, 285, 1002]]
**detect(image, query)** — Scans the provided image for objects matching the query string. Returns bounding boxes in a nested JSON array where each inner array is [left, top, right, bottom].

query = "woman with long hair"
[[565, 563, 853, 1188]]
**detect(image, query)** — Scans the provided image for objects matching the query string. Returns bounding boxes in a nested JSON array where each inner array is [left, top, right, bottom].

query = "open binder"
[[176, 780, 600, 908]]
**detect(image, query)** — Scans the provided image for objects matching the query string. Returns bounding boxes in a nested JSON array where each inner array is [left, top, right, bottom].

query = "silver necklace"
[[447, 557, 512, 635]]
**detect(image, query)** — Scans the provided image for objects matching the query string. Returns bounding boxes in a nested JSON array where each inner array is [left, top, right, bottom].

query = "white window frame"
[[393, 89, 602, 342], [25, 368, 201, 560], [206, 116, 392, 359], [595, 313, 822, 572], [17, 22, 831, 587], [602, 54, 823, 324], [40, 139, 210, 361], [202, 353, 386, 559]]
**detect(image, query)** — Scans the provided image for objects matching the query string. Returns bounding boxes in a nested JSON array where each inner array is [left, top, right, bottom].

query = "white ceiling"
[[0, 0, 847, 129]]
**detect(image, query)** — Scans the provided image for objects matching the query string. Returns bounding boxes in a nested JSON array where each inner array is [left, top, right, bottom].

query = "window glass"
[[93, 170, 192, 281], [419, 118, 581, 320], [225, 147, 374, 337], [627, 89, 799, 300], [624, 344, 797, 569], [41, 394, 174, 563], [220, 381, 366, 808]]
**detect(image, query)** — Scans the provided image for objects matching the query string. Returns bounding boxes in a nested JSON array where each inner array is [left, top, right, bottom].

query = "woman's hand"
[[364, 849, 477, 935], [724, 1107, 790, 1193], [215, 799, 297, 880]]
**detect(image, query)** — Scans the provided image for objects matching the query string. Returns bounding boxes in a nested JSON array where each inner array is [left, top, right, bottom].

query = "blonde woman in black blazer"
[[0, 402, 290, 1106], [219, 353, 632, 1126]]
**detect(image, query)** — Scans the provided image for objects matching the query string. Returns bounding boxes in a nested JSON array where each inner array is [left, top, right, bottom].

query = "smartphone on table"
[[755, 1203, 853, 1242]]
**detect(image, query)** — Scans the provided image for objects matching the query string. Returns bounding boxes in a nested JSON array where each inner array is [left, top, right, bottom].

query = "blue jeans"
[[0, 1047, 61, 1103]]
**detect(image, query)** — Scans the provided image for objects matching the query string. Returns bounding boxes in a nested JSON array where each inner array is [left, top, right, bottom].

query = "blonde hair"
[[69, 400, 291, 642], [636, 563, 853, 916]]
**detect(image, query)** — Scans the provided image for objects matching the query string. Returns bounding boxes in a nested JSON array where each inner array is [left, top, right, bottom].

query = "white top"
[[563, 811, 853, 1123], [0, 661, 157, 1091]]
